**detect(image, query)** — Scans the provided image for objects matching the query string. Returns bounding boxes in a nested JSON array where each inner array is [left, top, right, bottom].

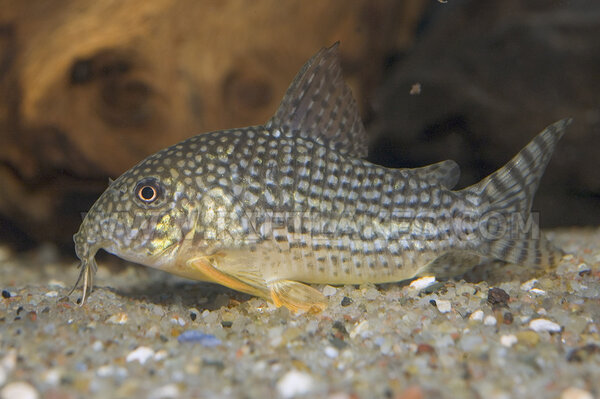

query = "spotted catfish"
[[72, 43, 570, 311]]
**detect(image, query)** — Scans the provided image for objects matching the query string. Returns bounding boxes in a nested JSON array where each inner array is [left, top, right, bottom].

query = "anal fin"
[[416, 251, 484, 279], [269, 280, 327, 313]]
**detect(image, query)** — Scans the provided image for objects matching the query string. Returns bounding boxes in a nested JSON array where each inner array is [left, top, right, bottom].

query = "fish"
[[71, 43, 571, 312]]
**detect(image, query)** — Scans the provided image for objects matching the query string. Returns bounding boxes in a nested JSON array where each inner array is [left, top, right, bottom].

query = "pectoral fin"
[[269, 280, 327, 313], [187, 256, 327, 312], [188, 257, 268, 299]]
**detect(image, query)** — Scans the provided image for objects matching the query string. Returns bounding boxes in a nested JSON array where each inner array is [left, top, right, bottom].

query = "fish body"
[[73, 43, 570, 311]]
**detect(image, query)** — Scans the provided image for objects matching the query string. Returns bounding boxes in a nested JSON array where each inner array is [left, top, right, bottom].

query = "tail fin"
[[461, 118, 572, 267]]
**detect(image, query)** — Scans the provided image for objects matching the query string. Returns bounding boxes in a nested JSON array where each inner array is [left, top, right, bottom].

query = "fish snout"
[[73, 230, 88, 261]]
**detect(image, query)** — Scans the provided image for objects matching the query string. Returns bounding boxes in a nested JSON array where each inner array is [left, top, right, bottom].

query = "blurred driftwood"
[[0, 0, 425, 243]]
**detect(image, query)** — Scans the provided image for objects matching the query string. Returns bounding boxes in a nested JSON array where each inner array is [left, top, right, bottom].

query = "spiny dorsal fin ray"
[[410, 160, 460, 189], [266, 42, 368, 158]]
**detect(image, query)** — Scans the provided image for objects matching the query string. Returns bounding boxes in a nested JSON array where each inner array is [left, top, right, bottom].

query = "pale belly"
[[209, 241, 441, 285], [164, 232, 472, 287]]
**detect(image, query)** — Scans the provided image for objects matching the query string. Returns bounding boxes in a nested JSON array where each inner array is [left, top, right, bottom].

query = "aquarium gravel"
[[0, 228, 598, 398]]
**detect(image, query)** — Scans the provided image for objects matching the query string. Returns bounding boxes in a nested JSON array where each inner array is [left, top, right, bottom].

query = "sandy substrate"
[[1, 228, 599, 399]]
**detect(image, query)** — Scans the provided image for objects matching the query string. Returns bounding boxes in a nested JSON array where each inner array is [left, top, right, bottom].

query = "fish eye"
[[135, 178, 161, 204]]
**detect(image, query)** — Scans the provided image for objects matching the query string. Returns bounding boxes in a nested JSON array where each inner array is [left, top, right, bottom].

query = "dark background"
[[0, 0, 598, 250]]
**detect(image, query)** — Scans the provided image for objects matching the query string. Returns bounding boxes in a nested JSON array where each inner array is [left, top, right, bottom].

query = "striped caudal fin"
[[462, 118, 572, 267]]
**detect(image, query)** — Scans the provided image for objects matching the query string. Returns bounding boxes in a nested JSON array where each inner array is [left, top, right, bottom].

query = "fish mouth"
[[68, 236, 181, 305]]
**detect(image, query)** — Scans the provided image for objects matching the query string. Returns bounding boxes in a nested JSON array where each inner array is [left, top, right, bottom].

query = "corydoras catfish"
[[72, 43, 570, 311]]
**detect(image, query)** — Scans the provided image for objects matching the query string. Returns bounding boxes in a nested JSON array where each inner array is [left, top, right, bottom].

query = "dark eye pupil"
[[140, 186, 155, 200], [135, 178, 161, 204]]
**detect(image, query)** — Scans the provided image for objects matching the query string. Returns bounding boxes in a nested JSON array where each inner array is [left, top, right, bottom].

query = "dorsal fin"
[[266, 42, 368, 158], [410, 160, 461, 189]]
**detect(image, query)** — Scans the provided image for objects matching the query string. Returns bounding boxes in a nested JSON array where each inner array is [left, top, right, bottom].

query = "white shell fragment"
[[126, 346, 155, 365], [469, 310, 484, 321], [520, 278, 538, 291], [500, 334, 518, 347], [409, 276, 437, 290], [529, 318, 562, 333], [106, 312, 128, 324], [349, 320, 371, 339], [561, 387, 594, 399], [0, 382, 39, 399], [436, 299, 452, 313], [322, 285, 337, 297], [276, 370, 315, 398], [324, 346, 339, 358]]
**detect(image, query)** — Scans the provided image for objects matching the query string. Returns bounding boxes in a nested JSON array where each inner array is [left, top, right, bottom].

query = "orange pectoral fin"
[[188, 257, 268, 299], [187, 257, 327, 312]]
